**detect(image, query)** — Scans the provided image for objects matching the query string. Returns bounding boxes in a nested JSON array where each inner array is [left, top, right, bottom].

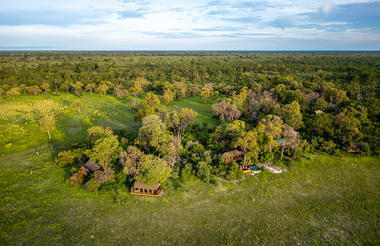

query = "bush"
[[197, 161, 212, 183], [56, 150, 75, 167], [84, 178, 100, 192], [68, 166, 88, 185], [225, 162, 243, 181], [259, 152, 274, 163]]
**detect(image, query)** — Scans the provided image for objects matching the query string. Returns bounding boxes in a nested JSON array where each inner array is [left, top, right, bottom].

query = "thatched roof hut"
[[84, 159, 101, 172], [131, 182, 163, 197], [220, 150, 244, 163]]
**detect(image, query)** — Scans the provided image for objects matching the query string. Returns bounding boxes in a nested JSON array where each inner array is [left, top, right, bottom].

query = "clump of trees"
[[13, 51, 375, 193]]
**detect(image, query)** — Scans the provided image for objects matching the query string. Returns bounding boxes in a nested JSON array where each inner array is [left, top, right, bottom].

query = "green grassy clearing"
[[167, 96, 219, 129], [1, 149, 379, 245], [0, 94, 217, 155]]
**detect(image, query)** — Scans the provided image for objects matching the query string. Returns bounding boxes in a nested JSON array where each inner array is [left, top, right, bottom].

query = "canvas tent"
[[131, 181, 163, 197], [84, 159, 101, 172], [220, 150, 244, 163]]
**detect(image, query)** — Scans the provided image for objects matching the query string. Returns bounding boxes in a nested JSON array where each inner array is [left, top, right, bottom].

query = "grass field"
[[0, 94, 379, 245], [0, 93, 217, 155]]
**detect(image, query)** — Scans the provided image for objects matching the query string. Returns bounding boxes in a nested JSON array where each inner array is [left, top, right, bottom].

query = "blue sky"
[[0, 0, 379, 50]]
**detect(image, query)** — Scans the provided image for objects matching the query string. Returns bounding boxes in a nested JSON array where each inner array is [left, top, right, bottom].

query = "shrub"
[[84, 178, 100, 192], [56, 150, 75, 167], [259, 152, 274, 163], [68, 166, 88, 185], [197, 161, 212, 183]]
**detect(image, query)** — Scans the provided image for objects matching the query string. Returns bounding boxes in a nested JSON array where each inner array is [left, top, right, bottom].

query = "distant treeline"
[[0, 52, 379, 95]]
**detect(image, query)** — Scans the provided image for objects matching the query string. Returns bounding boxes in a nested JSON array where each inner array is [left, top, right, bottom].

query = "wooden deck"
[[130, 185, 163, 197]]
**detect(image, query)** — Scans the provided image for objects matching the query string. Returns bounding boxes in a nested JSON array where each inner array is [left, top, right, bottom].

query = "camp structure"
[[240, 163, 256, 171], [220, 150, 244, 163], [131, 181, 163, 197], [84, 159, 101, 172], [276, 138, 287, 145], [348, 142, 368, 153], [315, 110, 323, 115]]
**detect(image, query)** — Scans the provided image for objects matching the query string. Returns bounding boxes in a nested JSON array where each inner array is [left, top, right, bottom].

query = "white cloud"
[[0, 0, 379, 50]]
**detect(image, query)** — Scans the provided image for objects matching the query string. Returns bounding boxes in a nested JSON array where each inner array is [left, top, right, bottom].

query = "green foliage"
[[164, 107, 198, 137], [162, 89, 175, 104], [136, 114, 171, 151], [259, 151, 274, 163], [6, 87, 21, 100], [96, 84, 109, 96], [280, 101, 303, 129], [83, 178, 101, 192], [234, 130, 260, 161], [56, 150, 75, 167], [135, 154, 171, 184], [213, 120, 246, 148], [89, 134, 119, 169]]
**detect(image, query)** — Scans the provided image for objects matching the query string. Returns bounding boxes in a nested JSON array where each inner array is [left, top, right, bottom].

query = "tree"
[[247, 90, 277, 121], [211, 90, 219, 100], [0, 88, 3, 98], [71, 101, 86, 113], [120, 146, 143, 177], [134, 77, 150, 89], [141, 92, 160, 108], [322, 85, 348, 104], [39, 114, 55, 139], [26, 86, 42, 95], [136, 115, 171, 151], [234, 130, 260, 162], [129, 83, 143, 98], [165, 108, 198, 138], [96, 84, 109, 96], [89, 135, 119, 171], [162, 89, 175, 104], [85, 83, 96, 96], [280, 101, 303, 129], [136, 114, 180, 166], [135, 154, 171, 184], [40, 82, 50, 95], [204, 83, 213, 91], [213, 120, 246, 148], [6, 87, 21, 100], [173, 81, 187, 99], [281, 125, 299, 158], [212, 100, 241, 122], [87, 126, 114, 146], [135, 92, 162, 121], [256, 115, 285, 152], [161, 135, 181, 167], [60, 81, 72, 93], [114, 84, 128, 98], [129, 82, 143, 108], [135, 107, 156, 122], [310, 112, 334, 137], [72, 82, 83, 97], [231, 87, 249, 111], [56, 150, 75, 167], [200, 87, 211, 103], [334, 104, 368, 145]]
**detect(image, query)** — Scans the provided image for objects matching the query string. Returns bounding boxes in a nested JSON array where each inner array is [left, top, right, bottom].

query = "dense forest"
[[0, 51, 379, 189]]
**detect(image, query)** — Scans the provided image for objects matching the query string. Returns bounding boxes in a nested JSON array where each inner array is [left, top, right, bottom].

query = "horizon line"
[[0, 49, 379, 52]]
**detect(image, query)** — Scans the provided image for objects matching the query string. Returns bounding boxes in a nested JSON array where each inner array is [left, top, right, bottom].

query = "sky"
[[0, 0, 379, 50]]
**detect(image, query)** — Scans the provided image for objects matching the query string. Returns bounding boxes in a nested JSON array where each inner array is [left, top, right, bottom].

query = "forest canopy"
[[0, 51, 379, 190]]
